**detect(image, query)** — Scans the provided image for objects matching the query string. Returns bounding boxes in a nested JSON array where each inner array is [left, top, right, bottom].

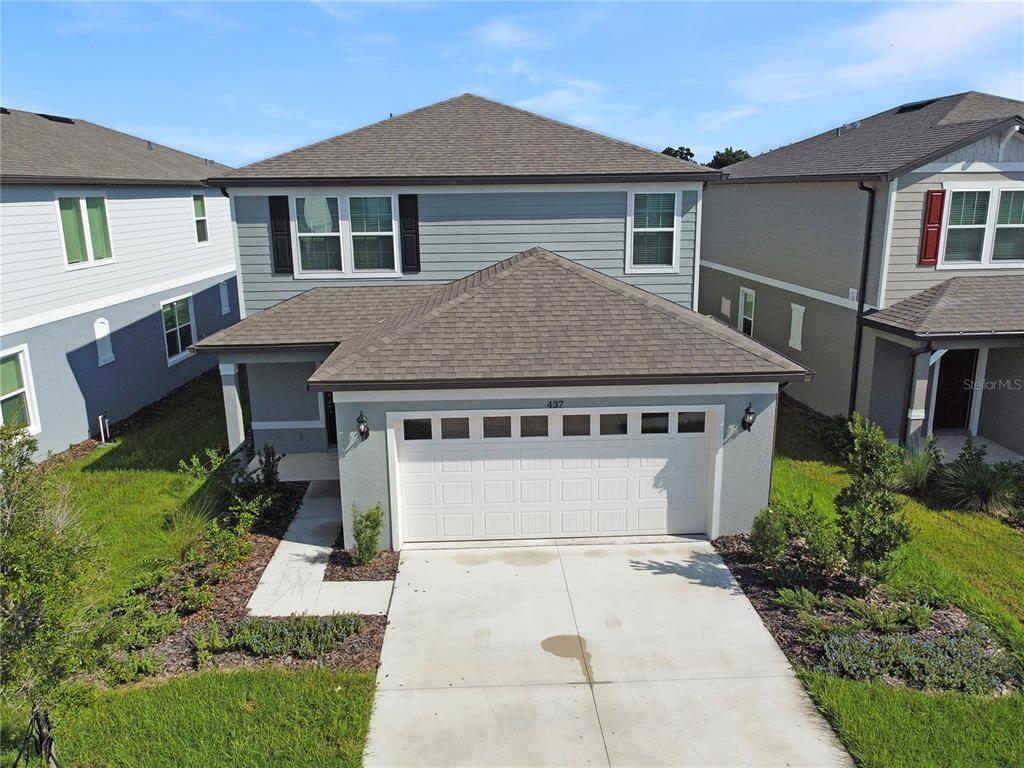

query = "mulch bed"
[[324, 531, 399, 581]]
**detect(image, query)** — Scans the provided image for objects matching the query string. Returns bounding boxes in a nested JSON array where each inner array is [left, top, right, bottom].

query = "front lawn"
[[771, 400, 1024, 768]]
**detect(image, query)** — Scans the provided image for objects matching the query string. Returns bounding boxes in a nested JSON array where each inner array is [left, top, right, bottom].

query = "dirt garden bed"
[[324, 531, 399, 582]]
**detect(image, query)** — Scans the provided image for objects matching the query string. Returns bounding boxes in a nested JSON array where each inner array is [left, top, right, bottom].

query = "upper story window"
[[57, 195, 113, 267], [738, 287, 755, 336], [295, 196, 342, 272], [350, 196, 396, 271], [1, 347, 39, 433], [290, 193, 401, 278], [161, 295, 196, 366], [939, 185, 1024, 267], [627, 191, 679, 273], [193, 194, 209, 244]]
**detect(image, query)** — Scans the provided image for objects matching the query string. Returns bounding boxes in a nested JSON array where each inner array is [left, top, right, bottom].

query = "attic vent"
[[836, 121, 861, 137], [37, 113, 74, 124], [147, 140, 154, 150], [0, 108, 9, 115], [896, 99, 937, 114]]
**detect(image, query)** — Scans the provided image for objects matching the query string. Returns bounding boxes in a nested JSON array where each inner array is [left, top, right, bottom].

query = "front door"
[[933, 349, 977, 431]]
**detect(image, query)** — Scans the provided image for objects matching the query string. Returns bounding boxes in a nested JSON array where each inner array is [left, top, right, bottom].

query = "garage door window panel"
[[641, 412, 669, 434], [520, 415, 548, 437], [678, 412, 706, 433], [600, 413, 628, 436], [440, 417, 470, 440], [403, 418, 432, 440], [483, 416, 512, 439], [562, 414, 591, 437]]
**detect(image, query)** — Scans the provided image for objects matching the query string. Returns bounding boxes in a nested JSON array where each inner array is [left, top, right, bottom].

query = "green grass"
[[51, 669, 374, 768], [57, 372, 228, 607], [772, 402, 1024, 767]]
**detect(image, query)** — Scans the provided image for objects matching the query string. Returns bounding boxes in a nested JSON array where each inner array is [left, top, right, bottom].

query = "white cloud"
[[697, 105, 759, 133], [470, 18, 548, 49]]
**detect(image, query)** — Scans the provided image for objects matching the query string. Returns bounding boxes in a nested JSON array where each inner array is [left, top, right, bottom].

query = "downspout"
[[848, 181, 876, 416]]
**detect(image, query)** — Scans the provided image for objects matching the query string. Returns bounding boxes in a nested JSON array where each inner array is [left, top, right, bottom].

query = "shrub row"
[[193, 614, 364, 666]]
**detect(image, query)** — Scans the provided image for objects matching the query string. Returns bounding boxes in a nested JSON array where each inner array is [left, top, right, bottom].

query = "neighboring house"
[[195, 94, 809, 549], [0, 108, 240, 456], [699, 91, 1024, 457]]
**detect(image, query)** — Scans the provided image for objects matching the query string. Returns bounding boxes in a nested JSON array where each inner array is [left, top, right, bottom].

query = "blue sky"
[[2, 2, 1022, 168]]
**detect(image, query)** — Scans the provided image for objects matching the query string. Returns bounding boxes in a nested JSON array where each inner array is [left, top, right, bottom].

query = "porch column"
[[968, 348, 989, 436], [219, 363, 246, 455], [905, 351, 931, 446]]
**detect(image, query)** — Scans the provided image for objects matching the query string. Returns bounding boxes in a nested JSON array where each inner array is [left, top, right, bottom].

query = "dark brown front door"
[[933, 349, 977, 431]]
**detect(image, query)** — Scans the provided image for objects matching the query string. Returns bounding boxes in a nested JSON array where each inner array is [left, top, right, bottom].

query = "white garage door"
[[392, 408, 715, 543]]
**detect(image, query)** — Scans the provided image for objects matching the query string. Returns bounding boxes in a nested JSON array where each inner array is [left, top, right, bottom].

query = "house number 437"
[[546, 400, 564, 408]]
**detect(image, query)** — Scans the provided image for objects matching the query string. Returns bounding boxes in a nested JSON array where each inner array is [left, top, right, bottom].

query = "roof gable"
[[215, 94, 718, 184]]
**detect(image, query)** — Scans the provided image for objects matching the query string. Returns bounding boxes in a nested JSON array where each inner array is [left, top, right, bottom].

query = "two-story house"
[[0, 108, 240, 455], [195, 94, 809, 549], [699, 91, 1024, 459]]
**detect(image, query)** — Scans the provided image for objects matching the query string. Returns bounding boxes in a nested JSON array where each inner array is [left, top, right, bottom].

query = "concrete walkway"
[[366, 541, 850, 768], [246, 480, 392, 616]]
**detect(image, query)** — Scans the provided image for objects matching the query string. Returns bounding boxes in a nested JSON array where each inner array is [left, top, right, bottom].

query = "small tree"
[[351, 503, 384, 566], [661, 146, 695, 161], [834, 415, 911, 581], [705, 147, 752, 169]]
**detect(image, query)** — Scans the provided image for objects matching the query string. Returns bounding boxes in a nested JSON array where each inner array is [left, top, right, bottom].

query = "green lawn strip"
[[802, 671, 1024, 768], [51, 669, 374, 768]]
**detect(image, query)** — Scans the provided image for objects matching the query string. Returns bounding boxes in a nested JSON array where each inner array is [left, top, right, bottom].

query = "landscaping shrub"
[[936, 438, 1017, 514], [894, 438, 940, 496], [101, 593, 178, 651], [352, 503, 385, 566], [105, 650, 160, 685], [256, 442, 282, 492], [199, 614, 364, 660], [820, 414, 854, 460], [775, 586, 819, 611], [819, 626, 1016, 694], [750, 507, 787, 563]]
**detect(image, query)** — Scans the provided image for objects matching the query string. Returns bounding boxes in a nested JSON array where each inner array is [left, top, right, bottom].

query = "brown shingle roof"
[[722, 91, 1024, 182], [196, 248, 809, 388], [862, 276, 1024, 338], [0, 108, 230, 184], [212, 94, 719, 184]]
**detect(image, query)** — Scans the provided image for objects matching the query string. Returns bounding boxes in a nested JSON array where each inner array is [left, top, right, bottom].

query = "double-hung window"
[[291, 193, 400, 276], [939, 185, 1024, 267], [295, 196, 342, 272], [628, 191, 678, 272], [943, 191, 989, 263], [1, 348, 38, 432], [57, 194, 113, 267], [994, 190, 1024, 261], [738, 287, 755, 336], [193, 194, 209, 243], [162, 296, 196, 365], [350, 196, 397, 271]]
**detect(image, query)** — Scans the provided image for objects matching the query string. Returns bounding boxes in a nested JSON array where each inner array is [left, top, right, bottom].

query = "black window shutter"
[[268, 196, 293, 274], [398, 194, 420, 274]]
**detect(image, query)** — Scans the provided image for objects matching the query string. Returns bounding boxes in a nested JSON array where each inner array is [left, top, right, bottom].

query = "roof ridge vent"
[[836, 121, 861, 137], [146, 140, 154, 150], [37, 113, 74, 124], [896, 98, 937, 114]]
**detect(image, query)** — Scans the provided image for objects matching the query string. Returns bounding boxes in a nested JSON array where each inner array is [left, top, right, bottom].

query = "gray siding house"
[[0, 109, 240, 455], [196, 95, 809, 549], [699, 92, 1024, 458]]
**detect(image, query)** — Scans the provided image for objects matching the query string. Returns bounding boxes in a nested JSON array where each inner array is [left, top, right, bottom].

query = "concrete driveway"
[[365, 540, 850, 768]]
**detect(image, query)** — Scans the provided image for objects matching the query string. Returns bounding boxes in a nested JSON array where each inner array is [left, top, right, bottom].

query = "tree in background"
[[705, 147, 752, 169], [661, 146, 695, 161]]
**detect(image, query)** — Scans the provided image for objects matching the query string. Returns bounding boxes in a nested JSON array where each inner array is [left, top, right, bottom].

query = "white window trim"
[[94, 318, 115, 366], [289, 192, 402, 279], [625, 188, 682, 274], [0, 344, 42, 435], [219, 281, 231, 316], [788, 303, 805, 351], [738, 287, 755, 336], [160, 292, 197, 367], [53, 189, 116, 271], [937, 181, 1024, 269], [192, 191, 210, 246]]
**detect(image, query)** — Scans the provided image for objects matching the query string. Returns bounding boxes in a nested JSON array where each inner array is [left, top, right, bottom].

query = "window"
[[943, 190, 988, 262], [441, 417, 469, 440], [94, 318, 114, 366], [599, 413, 628, 436], [788, 303, 805, 351], [520, 415, 548, 437], [161, 296, 195, 365], [641, 412, 669, 434], [994, 190, 1024, 261], [483, 416, 512, 438], [295, 196, 342, 271], [350, 196, 396, 271], [0, 349, 37, 432], [738, 288, 755, 336], [219, 281, 231, 315], [628, 192, 677, 271], [678, 412, 706, 433], [403, 418, 432, 440], [193, 194, 209, 243], [562, 414, 590, 437], [57, 195, 112, 266]]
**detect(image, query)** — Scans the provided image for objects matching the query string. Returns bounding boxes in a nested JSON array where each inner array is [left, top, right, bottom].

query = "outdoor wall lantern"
[[356, 411, 370, 441], [741, 403, 757, 432]]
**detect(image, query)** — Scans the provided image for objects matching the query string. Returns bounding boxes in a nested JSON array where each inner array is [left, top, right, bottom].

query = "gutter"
[[204, 172, 725, 187], [848, 181, 876, 416], [2, 175, 216, 187]]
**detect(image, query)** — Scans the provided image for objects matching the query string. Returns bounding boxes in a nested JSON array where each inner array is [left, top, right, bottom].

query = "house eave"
[[1, 174, 213, 187], [207, 172, 724, 187]]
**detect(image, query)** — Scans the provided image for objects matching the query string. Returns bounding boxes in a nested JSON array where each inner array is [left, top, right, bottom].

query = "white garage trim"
[[385, 404, 725, 548]]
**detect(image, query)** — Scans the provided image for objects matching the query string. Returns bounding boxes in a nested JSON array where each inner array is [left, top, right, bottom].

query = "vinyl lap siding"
[[235, 189, 698, 313], [931, 134, 1024, 163]]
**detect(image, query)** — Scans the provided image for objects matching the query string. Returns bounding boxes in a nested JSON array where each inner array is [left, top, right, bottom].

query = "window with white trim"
[[943, 190, 989, 263], [193, 194, 209, 243], [738, 287, 755, 336], [350, 196, 396, 271], [939, 185, 1024, 267], [161, 296, 195, 365], [994, 189, 1024, 261], [295, 196, 342, 271], [219, 281, 230, 315], [94, 318, 114, 366], [1, 349, 37, 431], [57, 195, 113, 266], [788, 303, 805, 350], [628, 192, 678, 271]]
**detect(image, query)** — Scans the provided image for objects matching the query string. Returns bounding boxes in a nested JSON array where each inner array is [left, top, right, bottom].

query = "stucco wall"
[[977, 347, 1024, 455], [866, 338, 912, 440], [246, 360, 328, 454]]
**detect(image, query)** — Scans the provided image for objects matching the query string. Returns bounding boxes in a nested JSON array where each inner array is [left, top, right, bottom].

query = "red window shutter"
[[918, 189, 945, 266]]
